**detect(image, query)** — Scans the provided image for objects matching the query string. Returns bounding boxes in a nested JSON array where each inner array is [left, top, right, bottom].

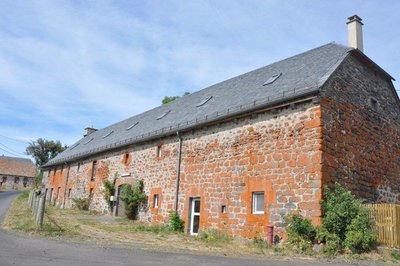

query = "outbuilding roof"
[[45, 43, 356, 167], [0, 156, 37, 178]]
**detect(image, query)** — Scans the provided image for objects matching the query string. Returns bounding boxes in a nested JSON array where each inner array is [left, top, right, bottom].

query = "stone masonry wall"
[[43, 100, 323, 239], [0, 175, 33, 189], [321, 54, 400, 203]]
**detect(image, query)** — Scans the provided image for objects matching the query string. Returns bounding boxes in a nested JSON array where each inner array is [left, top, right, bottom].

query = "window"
[[83, 138, 94, 145], [48, 170, 51, 177], [370, 98, 378, 110], [252, 192, 264, 214], [123, 153, 129, 164], [61, 165, 64, 174], [153, 194, 159, 208], [102, 131, 114, 139], [156, 110, 170, 120], [91, 161, 97, 181], [221, 205, 227, 213], [77, 162, 81, 173], [263, 73, 281, 86], [126, 122, 139, 130], [196, 96, 213, 107], [89, 188, 94, 197], [53, 168, 57, 176], [156, 145, 162, 157], [14, 176, 20, 184], [68, 188, 72, 198]]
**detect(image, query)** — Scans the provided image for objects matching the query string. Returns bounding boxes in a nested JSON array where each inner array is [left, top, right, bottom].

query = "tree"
[[25, 138, 68, 167], [161, 92, 190, 104]]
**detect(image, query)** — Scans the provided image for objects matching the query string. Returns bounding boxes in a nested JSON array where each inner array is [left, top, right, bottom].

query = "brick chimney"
[[347, 15, 364, 52], [84, 127, 97, 137]]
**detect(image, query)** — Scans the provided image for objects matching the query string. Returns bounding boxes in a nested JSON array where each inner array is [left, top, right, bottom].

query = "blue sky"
[[0, 0, 399, 160]]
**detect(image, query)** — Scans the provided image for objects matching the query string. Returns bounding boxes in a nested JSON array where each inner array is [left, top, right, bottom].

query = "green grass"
[[391, 250, 400, 261]]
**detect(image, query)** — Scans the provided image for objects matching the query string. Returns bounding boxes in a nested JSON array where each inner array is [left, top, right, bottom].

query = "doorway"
[[189, 198, 201, 235], [115, 185, 127, 217]]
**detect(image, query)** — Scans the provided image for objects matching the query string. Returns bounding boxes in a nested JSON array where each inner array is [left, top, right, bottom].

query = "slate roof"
[[44, 43, 354, 168], [0, 156, 37, 178]]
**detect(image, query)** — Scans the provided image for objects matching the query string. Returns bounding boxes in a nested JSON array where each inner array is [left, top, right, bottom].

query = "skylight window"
[[83, 138, 94, 145], [126, 122, 139, 130], [70, 143, 79, 150], [102, 130, 114, 139], [156, 110, 170, 120], [196, 96, 213, 107], [263, 73, 282, 86]]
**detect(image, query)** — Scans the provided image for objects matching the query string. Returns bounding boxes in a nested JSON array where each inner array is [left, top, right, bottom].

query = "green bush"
[[321, 184, 362, 242], [316, 227, 342, 255], [169, 210, 184, 232], [319, 183, 376, 254], [72, 197, 91, 210], [285, 213, 316, 252], [344, 208, 376, 253], [121, 180, 147, 219], [103, 177, 116, 210]]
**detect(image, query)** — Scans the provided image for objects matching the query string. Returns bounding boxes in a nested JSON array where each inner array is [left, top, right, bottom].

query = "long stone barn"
[[42, 17, 400, 239]]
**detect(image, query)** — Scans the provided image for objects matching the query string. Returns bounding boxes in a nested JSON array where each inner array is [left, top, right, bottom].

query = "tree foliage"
[[25, 138, 68, 167], [162, 92, 190, 104]]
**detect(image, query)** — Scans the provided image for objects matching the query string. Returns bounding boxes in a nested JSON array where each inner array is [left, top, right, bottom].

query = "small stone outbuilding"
[[0, 156, 37, 189]]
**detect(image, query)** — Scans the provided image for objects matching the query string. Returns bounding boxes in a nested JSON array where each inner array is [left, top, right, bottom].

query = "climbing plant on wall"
[[121, 180, 147, 219]]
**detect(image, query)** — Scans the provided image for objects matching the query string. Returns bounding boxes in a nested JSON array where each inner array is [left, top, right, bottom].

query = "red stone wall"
[[43, 100, 323, 239], [321, 54, 400, 203]]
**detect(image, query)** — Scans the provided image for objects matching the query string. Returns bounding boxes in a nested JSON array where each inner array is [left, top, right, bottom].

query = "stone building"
[[42, 16, 399, 239], [0, 156, 36, 189]]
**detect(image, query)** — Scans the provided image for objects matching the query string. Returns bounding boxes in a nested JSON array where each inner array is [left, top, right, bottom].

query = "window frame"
[[252, 191, 265, 214]]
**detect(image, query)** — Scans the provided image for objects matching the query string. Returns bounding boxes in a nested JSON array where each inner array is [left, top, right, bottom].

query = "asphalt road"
[[0, 190, 377, 266]]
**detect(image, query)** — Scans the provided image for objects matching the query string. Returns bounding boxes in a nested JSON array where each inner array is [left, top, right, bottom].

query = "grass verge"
[[2, 193, 400, 264]]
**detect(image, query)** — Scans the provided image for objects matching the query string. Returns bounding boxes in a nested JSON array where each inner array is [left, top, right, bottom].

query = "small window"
[[263, 73, 281, 86], [77, 162, 81, 173], [196, 96, 213, 107], [102, 130, 114, 139], [221, 205, 227, 213], [126, 122, 139, 130], [83, 138, 94, 145], [156, 145, 162, 157], [48, 170, 51, 177], [89, 188, 94, 196], [252, 192, 265, 214], [61, 165, 64, 174], [91, 161, 97, 181], [370, 98, 378, 110], [53, 168, 57, 176], [68, 188, 72, 198], [153, 194, 159, 208], [14, 176, 20, 184], [156, 110, 170, 120], [123, 153, 130, 164]]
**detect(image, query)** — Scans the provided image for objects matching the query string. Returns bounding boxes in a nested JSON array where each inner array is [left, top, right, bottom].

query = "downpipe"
[[175, 131, 183, 212]]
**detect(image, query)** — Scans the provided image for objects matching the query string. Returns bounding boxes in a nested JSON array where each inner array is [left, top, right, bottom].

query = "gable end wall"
[[321, 54, 400, 203]]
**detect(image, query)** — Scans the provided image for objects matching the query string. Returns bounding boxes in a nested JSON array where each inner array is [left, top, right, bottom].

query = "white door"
[[190, 198, 201, 235]]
